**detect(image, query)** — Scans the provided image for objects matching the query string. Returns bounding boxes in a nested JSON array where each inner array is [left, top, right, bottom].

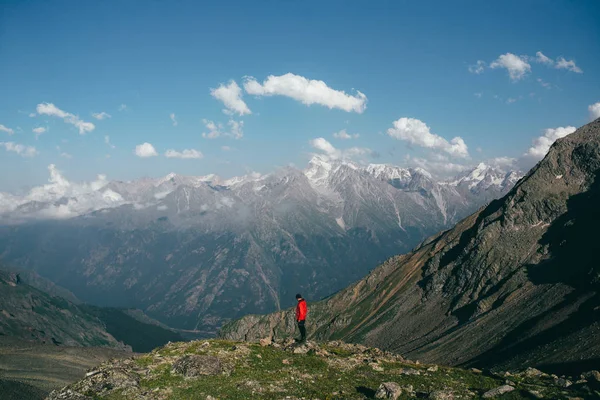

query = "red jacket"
[[296, 299, 307, 321]]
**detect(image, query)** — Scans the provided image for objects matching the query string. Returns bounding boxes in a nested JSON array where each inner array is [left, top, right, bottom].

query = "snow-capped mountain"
[[445, 163, 522, 193], [0, 158, 522, 333]]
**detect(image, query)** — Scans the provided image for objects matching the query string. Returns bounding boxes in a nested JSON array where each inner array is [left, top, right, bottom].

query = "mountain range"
[[0, 158, 520, 334], [220, 119, 600, 373]]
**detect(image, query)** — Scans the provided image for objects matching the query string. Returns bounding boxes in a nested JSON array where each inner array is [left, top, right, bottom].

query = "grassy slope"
[[52, 339, 598, 400]]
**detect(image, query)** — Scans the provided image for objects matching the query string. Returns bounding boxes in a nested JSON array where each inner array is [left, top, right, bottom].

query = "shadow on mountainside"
[[464, 172, 600, 374]]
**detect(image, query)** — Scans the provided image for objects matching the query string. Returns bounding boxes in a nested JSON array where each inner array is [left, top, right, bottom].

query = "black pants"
[[297, 320, 306, 341]]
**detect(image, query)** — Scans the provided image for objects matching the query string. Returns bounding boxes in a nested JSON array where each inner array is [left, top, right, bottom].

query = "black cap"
[[296, 293, 302, 299]]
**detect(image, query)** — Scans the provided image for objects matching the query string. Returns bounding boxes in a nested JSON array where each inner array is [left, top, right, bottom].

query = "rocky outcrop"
[[220, 119, 600, 372], [46, 339, 598, 399]]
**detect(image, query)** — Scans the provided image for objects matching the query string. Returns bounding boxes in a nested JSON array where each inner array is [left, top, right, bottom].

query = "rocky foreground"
[[48, 339, 599, 399]]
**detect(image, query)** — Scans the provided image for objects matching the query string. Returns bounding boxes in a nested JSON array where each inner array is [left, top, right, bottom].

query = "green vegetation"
[[49, 339, 599, 399]]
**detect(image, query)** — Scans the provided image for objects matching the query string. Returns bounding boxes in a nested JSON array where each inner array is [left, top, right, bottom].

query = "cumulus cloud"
[[555, 57, 583, 73], [201, 119, 244, 139], [36, 103, 95, 134], [309, 137, 373, 161], [210, 80, 251, 116], [535, 51, 553, 65], [387, 117, 469, 158], [104, 135, 115, 149], [164, 148, 203, 159], [170, 113, 178, 126], [0, 141, 39, 157], [489, 53, 531, 81], [118, 104, 128, 111], [244, 73, 367, 113], [468, 60, 486, 74], [60, 152, 73, 159], [221, 146, 231, 151], [92, 112, 112, 120], [0, 124, 15, 135], [134, 142, 158, 157], [589, 102, 600, 120], [332, 129, 359, 140], [524, 126, 576, 160]]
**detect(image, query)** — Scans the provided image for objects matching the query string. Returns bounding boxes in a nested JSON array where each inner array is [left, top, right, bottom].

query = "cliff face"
[[220, 119, 600, 372]]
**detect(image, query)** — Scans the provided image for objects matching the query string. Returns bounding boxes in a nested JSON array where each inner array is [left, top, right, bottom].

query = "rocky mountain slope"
[[220, 119, 600, 373], [47, 339, 600, 399], [0, 159, 519, 333], [0, 269, 128, 349], [0, 268, 183, 352]]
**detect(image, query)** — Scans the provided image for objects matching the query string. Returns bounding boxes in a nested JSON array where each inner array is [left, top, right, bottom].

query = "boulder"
[[375, 382, 403, 399], [172, 355, 222, 377], [259, 337, 272, 347], [524, 367, 544, 378], [482, 385, 515, 398], [398, 368, 420, 375], [429, 390, 454, 400]]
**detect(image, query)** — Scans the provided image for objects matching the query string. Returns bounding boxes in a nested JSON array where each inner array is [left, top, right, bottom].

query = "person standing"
[[295, 293, 307, 342]]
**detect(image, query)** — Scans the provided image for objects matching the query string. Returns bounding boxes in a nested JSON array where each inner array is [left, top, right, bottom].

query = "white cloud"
[[0, 141, 39, 157], [489, 156, 517, 169], [474, 92, 483, 98], [332, 129, 359, 140], [92, 112, 112, 120], [535, 51, 553, 65], [387, 117, 469, 158], [0, 164, 125, 220], [589, 102, 600, 120], [33, 126, 47, 139], [29, 113, 36, 118], [164, 148, 203, 159], [244, 73, 367, 113], [468, 60, 486, 74], [0, 124, 15, 135], [210, 80, 251, 116], [134, 142, 158, 158], [201, 119, 244, 139], [104, 135, 116, 149], [506, 97, 518, 104], [36, 103, 95, 135], [221, 146, 231, 151], [405, 154, 470, 177], [228, 119, 243, 139], [309, 137, 373, 161], [170, 113, 178, 126], [489, 53, 531, 81], [524, 126, 576, 160], [60, 152, 73, 159], [118, 104, 128, 111], [202, 119, 222, 139], [555, 57, 583, 73]]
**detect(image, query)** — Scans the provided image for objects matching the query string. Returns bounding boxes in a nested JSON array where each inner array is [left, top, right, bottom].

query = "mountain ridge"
[[0, 158, 521, 333]]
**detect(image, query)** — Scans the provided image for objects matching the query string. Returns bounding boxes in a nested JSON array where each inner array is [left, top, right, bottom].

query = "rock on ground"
[[375, 382, 403, 399], [482, 385, 515, 398], [172, 355, 222, 377]]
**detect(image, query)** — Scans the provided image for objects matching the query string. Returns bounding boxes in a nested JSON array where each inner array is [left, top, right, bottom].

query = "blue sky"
[[1, 0, 599, 191]]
